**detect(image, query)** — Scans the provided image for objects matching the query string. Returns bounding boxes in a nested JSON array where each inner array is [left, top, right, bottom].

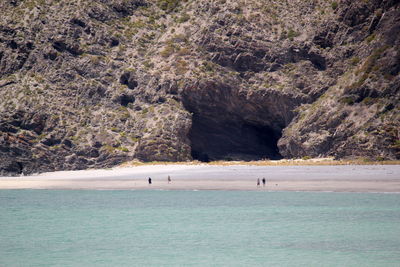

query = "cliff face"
[[0, 0, 399, 175], [278, 0, 400, 160]]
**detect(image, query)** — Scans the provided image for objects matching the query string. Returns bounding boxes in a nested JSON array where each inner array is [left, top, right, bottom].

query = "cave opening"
[[189, 113, 283, 162]]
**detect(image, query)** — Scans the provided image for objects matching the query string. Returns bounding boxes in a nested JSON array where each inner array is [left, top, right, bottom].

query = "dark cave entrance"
[[189, 113, 282, 162]]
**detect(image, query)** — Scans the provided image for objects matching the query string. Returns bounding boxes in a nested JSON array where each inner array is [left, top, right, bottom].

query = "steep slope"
[[0, 0, 399, 175], [278, 0, 400, 160]]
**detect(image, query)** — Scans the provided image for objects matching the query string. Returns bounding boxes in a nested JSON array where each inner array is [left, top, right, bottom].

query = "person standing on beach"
[[167, 175, 171, 184], [262, 178, 266, 187], [148, 177, 152, 185], [257, 178, 260, 187]]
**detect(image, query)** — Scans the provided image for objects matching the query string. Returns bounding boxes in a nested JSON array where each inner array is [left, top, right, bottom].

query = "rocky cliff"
[[0, 0, 399, 175]]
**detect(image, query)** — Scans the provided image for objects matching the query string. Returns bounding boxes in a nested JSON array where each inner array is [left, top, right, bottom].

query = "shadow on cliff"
[[181, 81, 288, 162], [189, 114, 282, 162]]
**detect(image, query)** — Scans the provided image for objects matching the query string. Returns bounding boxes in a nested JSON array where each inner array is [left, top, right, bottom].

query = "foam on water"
[[0, 190, 399, 266]]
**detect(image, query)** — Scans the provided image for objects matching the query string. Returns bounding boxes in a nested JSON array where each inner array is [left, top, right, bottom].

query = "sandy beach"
[[0, 164, 399, 192]]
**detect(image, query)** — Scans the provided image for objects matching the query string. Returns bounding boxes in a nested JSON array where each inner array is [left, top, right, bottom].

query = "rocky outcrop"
[[0, 0, 399, 175], [278, 1, 400, 160]]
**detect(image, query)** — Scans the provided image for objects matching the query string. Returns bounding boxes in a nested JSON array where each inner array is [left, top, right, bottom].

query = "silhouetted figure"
[[262, 178, 266, 187], [168, 175, 171, 184], [257, 178, 260, 187], [148, 177, 152, 185]]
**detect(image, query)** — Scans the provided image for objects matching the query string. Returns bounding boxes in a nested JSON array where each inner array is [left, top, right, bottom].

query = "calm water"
[[0, 190, 399, 267]]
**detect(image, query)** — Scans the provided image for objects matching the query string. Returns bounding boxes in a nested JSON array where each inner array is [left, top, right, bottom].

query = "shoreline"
[[1, 164, 399, 192], [0, 180, 399, 193]]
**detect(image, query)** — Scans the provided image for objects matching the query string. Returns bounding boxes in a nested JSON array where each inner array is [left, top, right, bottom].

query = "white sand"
[[0, 164, 399, 192]]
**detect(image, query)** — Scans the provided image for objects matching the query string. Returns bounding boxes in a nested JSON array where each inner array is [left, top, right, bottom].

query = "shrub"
[[361, 97, 377, 106], [350, 57, 360, 66], [177, 13, 190, 23], [287, 29, 300, 40], [362, 157, 373, 163], [358, 46, 389, 75], [130, 136, 140, 143], [103, 145, 115, 153], [171, 34, 188, 43], [201, 61, 215, 72], [177, 47, 190, 56], [392, 140, 400, 149], [157, 0, 181, 12], [120, 147, 129, 152], [331, 2, 338, 10], [160, 44, 176, 58], [175, 59, 188, 74], [143, 60, 154, 69], [339, 96, 355, 105], [366, 33, 376, 43]]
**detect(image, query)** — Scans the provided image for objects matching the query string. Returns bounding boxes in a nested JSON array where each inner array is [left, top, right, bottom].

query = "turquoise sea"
[[0, 190, 399, 267]]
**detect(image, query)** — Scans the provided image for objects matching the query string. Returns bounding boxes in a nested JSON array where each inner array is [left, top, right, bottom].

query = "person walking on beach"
[[148, 177, 152, 185], [257, 178, 260, 187], [167, 175, 171, 184], [262, 177, 266, 187]]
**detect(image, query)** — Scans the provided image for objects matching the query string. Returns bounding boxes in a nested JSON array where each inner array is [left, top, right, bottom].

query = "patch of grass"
[[160, 43, 177, 58], [383, 73, 395, 80], [177, 13, 190, 23], [287, 29, 300, 40], [391, 140, 400, 149], [171, 34, 188, 43], [103, 145, 116, 153], [362, 157, 373, 163], [200, 61, 215, 72], [118, 146, 129, 152], [143, 60, 154, 69], [358, 46, 389, 75], [339, 96, 355, 105], [157, 0, 184, 13], [130, 136, 140, 143], [361, 97, 377, 106], [177, 47, 190, 56], [366, 33, 376, 43], [350, 57, 360, 66], [348, 46, 389, 90], [175, 59, 189, 74], [49, 145, 61, 150]]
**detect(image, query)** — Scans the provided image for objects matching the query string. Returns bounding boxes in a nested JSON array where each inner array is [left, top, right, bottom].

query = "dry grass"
[[119, 158, 400, 167]]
